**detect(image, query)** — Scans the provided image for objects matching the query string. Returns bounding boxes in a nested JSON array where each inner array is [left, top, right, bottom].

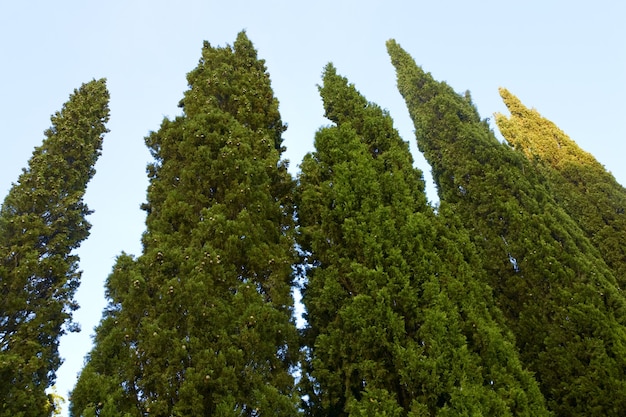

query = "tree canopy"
[[70, 32, 299, 417], [387, 39, 626, 415], [297, 63, 548, 416], [3, 32, 625, 417], [0, 79, 110, 417], [496, 89, 626, 287]]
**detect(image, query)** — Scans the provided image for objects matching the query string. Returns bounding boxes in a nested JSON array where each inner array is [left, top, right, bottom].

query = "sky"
[[1, 1, 625, 414]]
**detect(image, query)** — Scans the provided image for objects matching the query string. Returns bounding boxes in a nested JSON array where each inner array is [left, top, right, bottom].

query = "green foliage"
[[71, 32, 299, 416], [69, 254, 143, 417], [297, 64, 548, 416], [0, 79, 109, 417], [387, 39, 626, 415], [496, 88, 626, 287]]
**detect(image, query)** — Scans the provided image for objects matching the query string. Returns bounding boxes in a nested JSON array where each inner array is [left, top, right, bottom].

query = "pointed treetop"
[[497, 87, 598, 168], [319, 63, 368, 125], [496, 87, 626, 287], [182, 30, 285, 151]]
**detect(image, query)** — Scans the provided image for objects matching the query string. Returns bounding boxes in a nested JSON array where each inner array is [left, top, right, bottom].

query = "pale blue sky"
[[1, 1, 624, 413]]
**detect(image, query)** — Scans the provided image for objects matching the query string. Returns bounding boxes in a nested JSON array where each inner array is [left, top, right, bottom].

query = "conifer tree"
[[495, 89, 626, 286], [69, 254, 143, 417], [297, 64, 548, 416], [387, 40, 626, 415], [71, 32, 299, 416], [0, 79, 110, 417]]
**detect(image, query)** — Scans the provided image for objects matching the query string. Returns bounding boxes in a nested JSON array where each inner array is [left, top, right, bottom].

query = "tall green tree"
[[297, 64, 548, 416], [0, 79, 110, 417], [69, 254, 143, 417], [495, 88, 626, 286], [71, 32, 299, 416], [387, 39, 626, 415]]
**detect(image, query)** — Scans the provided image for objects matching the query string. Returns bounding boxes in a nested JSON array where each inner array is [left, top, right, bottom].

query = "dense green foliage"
[[4, 32, 625, 417], [0, 80, 110, 417], [69, 253, 144, 417], [496, 89, 626, 287], [297, 64, 548, 416], [71, 32, 299, 416], [387, 39, 626, 415]]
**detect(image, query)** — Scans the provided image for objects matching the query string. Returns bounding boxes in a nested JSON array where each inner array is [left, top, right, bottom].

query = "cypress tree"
[[0, 79, 110, 417], [495, 89, 626, 286], [71, 32, 299, 416], [69, 254, 143, 417], [387, 39, 626, 415], [297, 64, 548, 416]]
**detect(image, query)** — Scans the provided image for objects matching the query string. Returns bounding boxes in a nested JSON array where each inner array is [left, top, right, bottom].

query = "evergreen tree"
[[0, 79, 110, 417], [69, 254, 143, 417], [297, 64, 548, 416], [495, 88, 626, 286], [71, 32, 299, 416], [387, 39, 626, 415]]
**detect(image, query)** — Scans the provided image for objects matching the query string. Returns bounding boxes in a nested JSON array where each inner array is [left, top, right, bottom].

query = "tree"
[[0, 79, 110, 417], [71, 32, 299, 416], [387, 39, 626, 415], [296, 64, 548, 416], [496, 88, 626, 287], [69, 254, 143, 417]]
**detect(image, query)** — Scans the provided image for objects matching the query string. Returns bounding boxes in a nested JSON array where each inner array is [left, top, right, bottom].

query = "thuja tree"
[[387, 39, 626, 415], [495, 89, 626, 287], [296, 64, 548, 416], [0, 79, 110, 417], [71, 32, 299, 416]]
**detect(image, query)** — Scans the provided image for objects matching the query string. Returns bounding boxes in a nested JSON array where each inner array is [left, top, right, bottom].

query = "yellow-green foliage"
[[497, 89, 626, 286], [388, 39, 626, 416]]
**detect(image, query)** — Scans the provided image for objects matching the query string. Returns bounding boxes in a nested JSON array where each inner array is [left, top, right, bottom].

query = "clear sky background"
[[1, 1, 624, 414]]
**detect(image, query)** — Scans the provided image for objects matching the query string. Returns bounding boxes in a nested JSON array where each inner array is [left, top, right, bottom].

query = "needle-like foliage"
[[297, 64, 548, 416], [387, 39, 626, 415], [496, 89, 626, 287], [0, 79, 109, 417], [71, 32, 299, 416]]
